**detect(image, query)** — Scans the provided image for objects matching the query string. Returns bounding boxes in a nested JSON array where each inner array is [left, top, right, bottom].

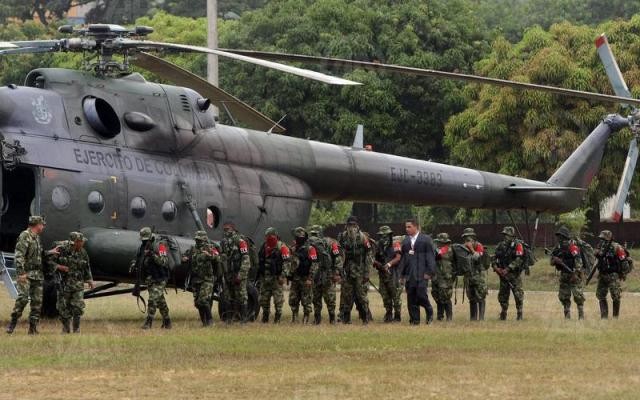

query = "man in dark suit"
[[400, 219, 436, 325]]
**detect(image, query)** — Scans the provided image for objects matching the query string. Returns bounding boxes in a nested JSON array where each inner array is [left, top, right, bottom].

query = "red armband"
[[569, 243, 579, 256], [239, 240, 248, 254], [616, 247, 627, 260], [308, 246, 318, 261], [281, 245, 290, 259], [475, 243, 484, 256], [158, 243, 167, 257], [515, 243, 524, 257], [331, 242, 340, 256], [393, 241, 402, 252]]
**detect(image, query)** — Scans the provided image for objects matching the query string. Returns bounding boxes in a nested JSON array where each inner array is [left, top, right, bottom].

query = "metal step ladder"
[[0, 252, 17, 299]]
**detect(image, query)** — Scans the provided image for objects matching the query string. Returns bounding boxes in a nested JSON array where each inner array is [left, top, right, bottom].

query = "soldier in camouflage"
[[220, 222, 251, 323], [48, 232, 94, 333], [338, 216, 373, 325], [550, 226, 585, 319], [183, 230, 221, 327], [135, 227, 172, 329], [6, 216, 48, 335], [289, 227, 319, 323], [493, 226, 526, 321], [594, 230, 631, 319], [461, 228, 489, 321], [432, 233, 455, 321], [257, 227, 291, 323], [374, 226, 402, 323], [308, 225, 342, 324]]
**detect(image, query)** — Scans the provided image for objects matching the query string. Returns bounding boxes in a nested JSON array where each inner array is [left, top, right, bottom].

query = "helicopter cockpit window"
[[161, 201, 177, 221], [88, 191, 104, 213], [131, 196, 147, 218], [83, 96, 121, 138]]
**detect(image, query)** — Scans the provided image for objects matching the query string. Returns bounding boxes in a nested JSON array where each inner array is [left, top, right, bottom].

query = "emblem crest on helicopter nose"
[[32, 95, 52, 125]]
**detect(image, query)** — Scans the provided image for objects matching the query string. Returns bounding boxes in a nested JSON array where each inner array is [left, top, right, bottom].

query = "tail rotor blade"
[[611, 138, 639, 222]]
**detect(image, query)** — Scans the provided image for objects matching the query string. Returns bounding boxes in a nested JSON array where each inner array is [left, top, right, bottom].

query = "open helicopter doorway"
[[0, 166, 37, 252]]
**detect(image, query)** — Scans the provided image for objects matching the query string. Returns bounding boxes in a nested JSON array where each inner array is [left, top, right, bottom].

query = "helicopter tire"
[[216, 283, 260, 322]]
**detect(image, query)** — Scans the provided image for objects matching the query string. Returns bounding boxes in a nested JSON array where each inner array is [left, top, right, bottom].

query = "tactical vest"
[[144, 240, 169, 282], [295, 243, 313, 277], [495, 240, 518, 268], [221, 235, 243, 273], [598, 242, 623, 274], [258, 241, 285, 277], [552, 242, 577, 272], [339, 231, 367, 264]]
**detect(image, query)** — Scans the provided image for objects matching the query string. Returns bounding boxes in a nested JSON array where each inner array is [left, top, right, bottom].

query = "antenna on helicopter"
[[596, 34, 639, 222]]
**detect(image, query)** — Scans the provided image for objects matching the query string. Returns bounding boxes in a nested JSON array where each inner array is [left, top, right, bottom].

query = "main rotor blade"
[[596, 34, 632, 108], [120, 39, 361, 86], [221, 50, 640, 107], [610, 138, 639, 222], [132, 52, 285, 133]]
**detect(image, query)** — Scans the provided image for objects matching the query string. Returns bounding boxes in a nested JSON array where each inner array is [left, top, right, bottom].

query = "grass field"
[[1, 273, 640, 400]]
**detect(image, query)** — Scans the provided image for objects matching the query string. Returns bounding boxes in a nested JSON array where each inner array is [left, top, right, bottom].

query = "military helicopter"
[[0, 24, 635, 317]]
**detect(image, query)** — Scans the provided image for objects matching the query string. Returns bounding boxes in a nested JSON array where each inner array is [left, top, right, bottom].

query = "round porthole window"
[[88, 191, 104, 213], [52, 186, 71, 210], [131, 196, 146, 218], [162, 201, 177, 221]]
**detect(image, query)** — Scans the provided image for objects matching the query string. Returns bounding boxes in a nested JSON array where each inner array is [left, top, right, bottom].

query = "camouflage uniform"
[[432, 233, 455, 321], [308, 225, 342, 324], [374, 226, 403, 323], [257, 227, 291, 323], [6, 216, 46, 335], [595, 230, 631, 319], [136, 227, 171, 329], [48, 232, 92, 333], [185, 231, 221, 327], [460, 228, 489, 321], [289, 227, 319, 323], [221, 225, 252, 322], [493, 227, 526, 320], [550, 226, 584, 319], [338, 217, 373, 324]]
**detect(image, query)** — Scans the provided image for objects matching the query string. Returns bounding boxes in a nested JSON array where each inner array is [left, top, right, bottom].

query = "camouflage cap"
[[28, 215, 45, 226], [461, 227, 476, 239], [194, 230, 208, 241], [346, 215, 359, 225], [265, 227, 278, 237], [308, 225, 323, 236], [377, 225, 393, 235], [434, 232, 451, 243], [555, 226, 571, 239], [139, 227, 152, 241], [69, 231, 85, 242], [598, 230, 613, 241], [293, 226, 307, 237], [501, 226, 516, 236]]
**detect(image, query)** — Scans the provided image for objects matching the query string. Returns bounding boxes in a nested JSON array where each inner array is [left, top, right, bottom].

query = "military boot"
[[599, 299, 609, 319], [445, 303, 453, 321], [313, 311, 321, 325], [261, 308, 270, 323], [478, 300, 486, 321], [60, 319, 70, 334], [516, 309, 523, 321], [206, 308, 214, 326], [198, 307, 207, 326], [499, 307, 507, 321], [28, 320, 39, 335], [436, 304, 444, 321], [291, 309, 298, 323], [359, 309, 369, 325], [141, 316, 153, 329], [393, 309, 401, 322], [273, 311, 281, 324], [328, 311, 336, 324], [342, 311, 351, 324], [161, 317, 172, 329], [578, 305, 585, 320], [612, 300, 620, 319], [384, 309, 393, 323], [72, 316, 81, 333], [6, 314, 18, 334], [470, 301, 478, 321], [302, 313, 310, 324], [564, 305, 571, 319]]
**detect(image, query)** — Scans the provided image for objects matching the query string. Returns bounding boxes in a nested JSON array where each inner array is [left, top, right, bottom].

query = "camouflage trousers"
[[340, 274, 369, 317], [57, 284, 85, 320], [313, 278, 336, 316], [11, 278, 43, 323], [224, 277, 248, 306], [192, 280, 214, 309], [289, 278, 313, 315], [464, 271, 488, 302], [558, 271, 585, 306], [260, 277, 284, 314], [379, 271, 402, 313], [147, 280, 170, 318], [431, 278, 453, 306], [596, 273, 622, 302], [498, 271, 524, 310]]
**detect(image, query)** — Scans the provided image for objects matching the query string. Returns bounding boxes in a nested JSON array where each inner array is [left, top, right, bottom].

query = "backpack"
[[575, 238, 596, 274], [308, 236, 333, 272], [621, 248, 634, 276], [241, 235, 260, 282], [451, 243, 471, 276]]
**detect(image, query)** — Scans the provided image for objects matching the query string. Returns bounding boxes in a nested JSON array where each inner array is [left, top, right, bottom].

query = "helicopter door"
[[107, 174, 128, 229], [0, 166, 38, 252]]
